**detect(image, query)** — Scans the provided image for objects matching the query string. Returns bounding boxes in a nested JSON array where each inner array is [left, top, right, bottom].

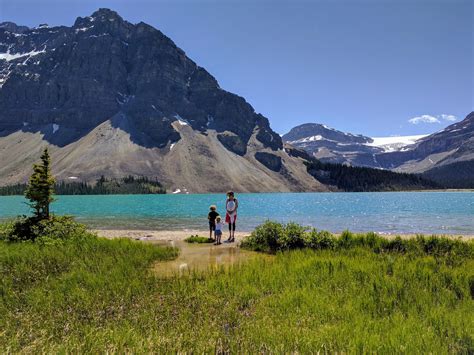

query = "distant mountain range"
[[283, 112, 474, 187], [282, 123, 427, 167]]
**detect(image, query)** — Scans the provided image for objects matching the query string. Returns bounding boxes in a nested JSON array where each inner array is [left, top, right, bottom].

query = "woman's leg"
[[231, 222, 236, 241]]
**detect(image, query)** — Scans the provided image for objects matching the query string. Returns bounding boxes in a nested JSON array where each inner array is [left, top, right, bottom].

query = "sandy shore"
[[93, 229, 250, 242], [93, 229, 473, 242]]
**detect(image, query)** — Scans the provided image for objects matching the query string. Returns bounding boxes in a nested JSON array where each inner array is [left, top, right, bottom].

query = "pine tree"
[[25, 148, 56, 220]]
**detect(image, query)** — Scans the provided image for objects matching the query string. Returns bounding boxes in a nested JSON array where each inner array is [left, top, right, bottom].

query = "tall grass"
[[0, 236, 177, 352], [0, 222, 473, 352], [241, 221, 474, 259]]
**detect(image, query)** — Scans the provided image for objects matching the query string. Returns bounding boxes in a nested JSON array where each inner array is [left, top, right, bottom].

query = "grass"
[[0, 221, 473, 352], [184, 234, 215, 243]]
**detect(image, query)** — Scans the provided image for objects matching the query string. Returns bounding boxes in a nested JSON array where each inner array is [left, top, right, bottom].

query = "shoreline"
[[93, 229, 474, 242], [1, 188, 473, 197]]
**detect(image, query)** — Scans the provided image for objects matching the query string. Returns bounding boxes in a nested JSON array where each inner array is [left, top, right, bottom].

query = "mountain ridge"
[[284, 113, 474, 187]]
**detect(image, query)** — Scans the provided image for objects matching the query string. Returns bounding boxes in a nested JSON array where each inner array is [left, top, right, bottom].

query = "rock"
[[255, 152, 282, 172], [217, 132, 247, 156]]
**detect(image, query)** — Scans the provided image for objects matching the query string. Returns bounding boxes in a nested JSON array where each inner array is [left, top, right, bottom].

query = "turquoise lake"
[[0, 192, 473, 234]]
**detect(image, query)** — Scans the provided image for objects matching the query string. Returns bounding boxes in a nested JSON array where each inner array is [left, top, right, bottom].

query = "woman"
[[225, 191, 238, 242]]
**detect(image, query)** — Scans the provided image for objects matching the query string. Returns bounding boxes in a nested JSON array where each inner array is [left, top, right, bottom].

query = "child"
[[208, 205, 219, 240], [214, 216, 224, 245]]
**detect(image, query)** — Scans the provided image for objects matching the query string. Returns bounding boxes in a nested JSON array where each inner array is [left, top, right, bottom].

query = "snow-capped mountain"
[[378, 112, 474, 187], [284, 115, 474, 187], [282, 123, 427, 168]]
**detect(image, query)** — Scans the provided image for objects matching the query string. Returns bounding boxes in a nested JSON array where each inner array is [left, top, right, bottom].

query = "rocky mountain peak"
[[0, 8, 282, 154], [0, 22, 30, 34], [283, 123, 371, 144], [91, 8, 123, 20]]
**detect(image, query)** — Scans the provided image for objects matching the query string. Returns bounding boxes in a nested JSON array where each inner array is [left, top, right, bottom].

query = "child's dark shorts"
[[209, 221, 216, 231], [215, 230, 222, 236]]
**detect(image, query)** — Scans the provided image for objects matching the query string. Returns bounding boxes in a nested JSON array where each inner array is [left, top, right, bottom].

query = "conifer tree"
[[25, 148, 56, 220]]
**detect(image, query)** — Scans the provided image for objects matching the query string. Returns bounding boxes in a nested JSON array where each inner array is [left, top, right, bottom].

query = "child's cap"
[[216, 216, 221, 221], [210, 205, 216, 210]]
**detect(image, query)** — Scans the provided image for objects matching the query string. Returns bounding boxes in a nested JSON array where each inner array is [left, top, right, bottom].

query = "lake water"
[[0, 192, 473, 235]]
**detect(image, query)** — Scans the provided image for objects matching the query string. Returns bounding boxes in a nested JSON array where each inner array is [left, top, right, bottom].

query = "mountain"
[[0, 9, 325, 193], [282, 123, 427, 168], [381, 112, 474, 187], [284, 112, 474, 187], [283, 145, 439, 192]]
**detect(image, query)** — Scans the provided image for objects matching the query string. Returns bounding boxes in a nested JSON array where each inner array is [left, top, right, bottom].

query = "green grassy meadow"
[[0, 225, 473, 352]]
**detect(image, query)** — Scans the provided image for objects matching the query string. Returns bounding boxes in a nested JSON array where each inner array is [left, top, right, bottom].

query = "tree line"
[[305, 159, 440, 192], [0, 175, 166, 195]]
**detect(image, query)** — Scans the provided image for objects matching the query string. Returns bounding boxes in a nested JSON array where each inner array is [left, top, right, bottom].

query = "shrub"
[[244, 220, 284, 252], [3, 215, 96, 244], [241, 221, 474, 258], [279, 222, 306, 250], [304, 229, 336, 250], [0, 220, 15, 241], [6, 216, 38, 242]]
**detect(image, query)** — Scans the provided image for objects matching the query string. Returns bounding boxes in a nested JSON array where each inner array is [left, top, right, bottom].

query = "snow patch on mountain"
[[0, 48, 46, 62], [292, 135, 323, 143], [365, 135, 427, 152]]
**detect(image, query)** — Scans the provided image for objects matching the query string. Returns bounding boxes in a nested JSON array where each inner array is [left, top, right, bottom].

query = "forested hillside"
[[0, 176, 166, 195], [285, 146, 440, 191]]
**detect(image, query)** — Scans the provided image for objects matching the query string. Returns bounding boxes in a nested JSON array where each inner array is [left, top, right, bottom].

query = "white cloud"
[[408, 114, 457, 125], [408, 115, 440, 124], [439, 114, 457, 122]]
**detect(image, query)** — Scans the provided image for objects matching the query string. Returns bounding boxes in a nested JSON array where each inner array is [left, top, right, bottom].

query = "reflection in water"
[[153, 240, 262, 277]]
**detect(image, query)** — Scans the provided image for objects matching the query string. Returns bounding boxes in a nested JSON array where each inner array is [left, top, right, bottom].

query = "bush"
[[0, 220, 15, 241], [243, 221, 284, 252], [241, 221, 474, 258], [2, 215, 96, 244], [6, 216, 39, 242], [279, 222, 306, 250], [304, 229, 336, 250]]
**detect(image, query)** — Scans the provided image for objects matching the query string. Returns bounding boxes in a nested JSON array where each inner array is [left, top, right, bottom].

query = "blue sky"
[[1, 0, 472, 136]]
